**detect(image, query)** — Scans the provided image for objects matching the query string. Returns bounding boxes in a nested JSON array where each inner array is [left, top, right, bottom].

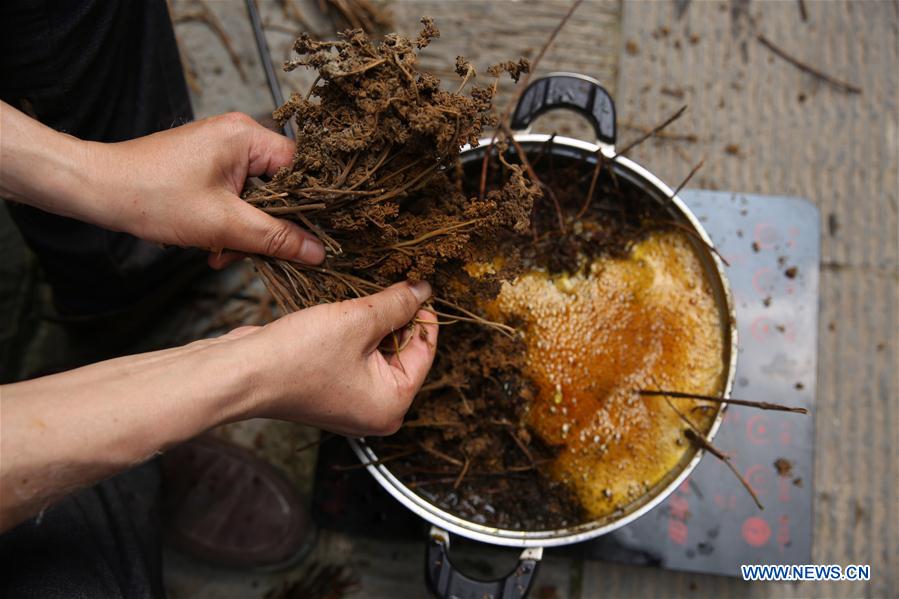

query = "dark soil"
[[369, 151, 676, 530]]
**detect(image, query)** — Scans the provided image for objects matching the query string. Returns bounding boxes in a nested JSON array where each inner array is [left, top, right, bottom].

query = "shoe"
[[161, 436, 315, 570]]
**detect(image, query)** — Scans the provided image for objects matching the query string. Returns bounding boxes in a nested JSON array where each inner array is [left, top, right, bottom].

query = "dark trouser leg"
[[0, 2, 194, 595], [0, 461, 164, 599], [0, 0, 198, 316]]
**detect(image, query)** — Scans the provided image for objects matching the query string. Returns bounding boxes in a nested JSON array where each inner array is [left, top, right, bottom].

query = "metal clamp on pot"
[[426, 527, 542, 599], [510, 72, 617, 150]]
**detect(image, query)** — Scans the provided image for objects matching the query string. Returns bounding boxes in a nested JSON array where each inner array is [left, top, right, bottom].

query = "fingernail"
[[299, 238, 325, 264], [409, 280, 431, 303]]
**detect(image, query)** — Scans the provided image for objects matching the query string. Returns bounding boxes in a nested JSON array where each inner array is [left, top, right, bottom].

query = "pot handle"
[[425, 527, 542, 599], [509, 72, 616, 148]]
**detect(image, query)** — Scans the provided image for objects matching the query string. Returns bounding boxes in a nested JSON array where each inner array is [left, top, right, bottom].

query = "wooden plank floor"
[[164, 1, 896, 597], [603, 2, 897, 597], [0, 0, 888, 596]]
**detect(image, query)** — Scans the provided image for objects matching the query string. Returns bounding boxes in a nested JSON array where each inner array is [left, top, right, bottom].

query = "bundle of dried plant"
[[244, 19, 539, 332]]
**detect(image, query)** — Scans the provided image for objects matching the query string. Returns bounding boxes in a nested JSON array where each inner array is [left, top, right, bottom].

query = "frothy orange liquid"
[[487, 231, 725, 518]]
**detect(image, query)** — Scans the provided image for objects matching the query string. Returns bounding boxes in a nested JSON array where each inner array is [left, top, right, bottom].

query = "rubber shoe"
[[161, 436, 315, 570]]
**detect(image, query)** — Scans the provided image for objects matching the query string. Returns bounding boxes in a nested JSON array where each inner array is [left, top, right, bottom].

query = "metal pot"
[[349, 74, 738, 598]]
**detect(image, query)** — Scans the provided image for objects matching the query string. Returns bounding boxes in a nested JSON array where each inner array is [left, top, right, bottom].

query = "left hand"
[[0, 102, 324, 268]]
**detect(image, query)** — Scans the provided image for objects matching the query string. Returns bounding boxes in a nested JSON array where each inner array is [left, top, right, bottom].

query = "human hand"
[[0, 102, 322, 268], [89, 112, 324, 268], [0, 279, 437, 530], [228, 280, 438, 436]]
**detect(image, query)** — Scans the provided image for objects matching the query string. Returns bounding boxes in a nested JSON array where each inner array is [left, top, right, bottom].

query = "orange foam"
[[487, 231, 726, 518]]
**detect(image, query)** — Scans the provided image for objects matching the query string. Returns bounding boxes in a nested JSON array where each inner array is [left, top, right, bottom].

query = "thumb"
[[383, 307, 439, 394], [216, 196, 326, 264], [359, 281, 432, 347], [244, 122, 296, 178]]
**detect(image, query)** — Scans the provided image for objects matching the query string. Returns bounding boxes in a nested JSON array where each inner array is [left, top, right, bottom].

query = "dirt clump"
[[774, 457, 794, 477]]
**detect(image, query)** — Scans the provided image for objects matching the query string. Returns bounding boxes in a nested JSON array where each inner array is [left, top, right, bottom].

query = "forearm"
[[2, 103, 324, 265], [0, 335, 255, 532], [0, 281, 437, 532], [0, 101, 111, 224]]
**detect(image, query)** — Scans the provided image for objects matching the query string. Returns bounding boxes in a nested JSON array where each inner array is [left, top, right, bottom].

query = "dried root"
[[245, 20, 540, 332]]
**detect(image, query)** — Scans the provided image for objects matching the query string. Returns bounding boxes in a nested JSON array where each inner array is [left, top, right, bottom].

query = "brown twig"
[[429, 297, 516, 337], [498, 0, 584, 130], [797, 0, 808, 22], [478, 0, 584, 199], [756, 34, 861, 95], [414, 317, 458, 326], [380, 323, 417, 370], [294, 432, 336, 453], [654, 159, 735, 268], [618, 120, 698, 143], [576, 106, 687, 218], [293, 266, 517, 337], [261, 203, 327, 215], [500, 123, 566, 234], [669, 159, 704, 199], [332, 448, 416, 470], [418, 443, 464, 467], [295, 212, 342, 254], [663, 398, 764, 510], [377, 219, 481, 251], [530, 133, 557, 169], [455, 64, 477, 94], [453, 457, 471, 489], [456, 387, 475, 415], [332, 58, 386, 78], [652, 217, 732, 268], [684, 429, 763, 510], [614, 105, 688, 158], [391, 51, 419, 100], [507, 429, 536, 468], [175, 1, 249, 83], [639, 389, 808, 414], [575, 152, 606, 220]]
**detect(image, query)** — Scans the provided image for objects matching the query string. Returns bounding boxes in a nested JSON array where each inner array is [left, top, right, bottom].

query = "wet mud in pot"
[[370, 154, 727, 530], [487, 230, 724, 518]]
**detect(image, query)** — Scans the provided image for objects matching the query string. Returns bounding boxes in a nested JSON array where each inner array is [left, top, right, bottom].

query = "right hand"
[[228, 281, 438, 436]]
